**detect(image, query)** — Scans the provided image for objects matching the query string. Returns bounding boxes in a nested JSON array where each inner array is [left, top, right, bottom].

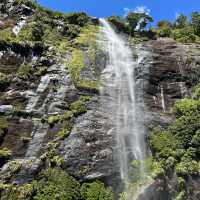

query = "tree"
[[191, 12, 200, 36], [126, 12, 153, 34], [107, 16, 129, 33], [174, 14, 188, 28], [157, 20, 172, 28]]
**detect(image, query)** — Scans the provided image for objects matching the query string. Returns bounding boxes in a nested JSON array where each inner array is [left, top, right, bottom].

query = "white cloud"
[[134, 6, 150, 14], [123, 5, 151, 17]]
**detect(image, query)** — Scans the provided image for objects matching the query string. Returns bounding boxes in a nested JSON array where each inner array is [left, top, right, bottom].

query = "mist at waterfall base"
[[99, 19, 151, 199]]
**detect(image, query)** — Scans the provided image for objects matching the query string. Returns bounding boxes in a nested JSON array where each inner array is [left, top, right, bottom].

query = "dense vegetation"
[[149, 84, 200, 199], [107, 12, 154, 38], [0, 168, 113, 200], [156, 12, 200, 43], [108, 11, 200, 44]]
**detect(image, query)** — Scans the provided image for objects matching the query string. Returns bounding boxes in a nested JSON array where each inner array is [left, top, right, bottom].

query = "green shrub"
[[174, 14, 188, 29], [149, 128, 179, 158], [151, 161, 165, 178], [173, 99, 200, 116], [0, 29, 15, 43], [1, 183, 34, 200], [169, 113, 200, 147], [191, 12, 200, 36], [107, 16, 129, 33], [33, 168, 81, 200], [62, 24, 81, 39], [64, 12, 89, 27], [157, 27, 171, 37], [172, 26, 196, 43], [191, 130, 200, 147], [81, 181, 113, 200], [17, 64, 32, 80]]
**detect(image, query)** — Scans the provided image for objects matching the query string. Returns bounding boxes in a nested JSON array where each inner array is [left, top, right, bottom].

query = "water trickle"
[[12, 16, 27, 35], [24, 64, 70, 158], [160, 84, 166, 113], [99, 19, 148, 197]]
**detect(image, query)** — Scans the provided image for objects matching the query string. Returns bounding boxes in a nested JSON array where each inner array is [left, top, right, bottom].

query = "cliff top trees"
[[156, 20, 172, 37], [191, 12, 200, 36], [107, 12, 153, 35], [126, 12, 153, 34], [174, 14, 188, 28]]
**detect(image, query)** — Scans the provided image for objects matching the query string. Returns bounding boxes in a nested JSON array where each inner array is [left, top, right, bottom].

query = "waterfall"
[[99, 19, 148, 198]]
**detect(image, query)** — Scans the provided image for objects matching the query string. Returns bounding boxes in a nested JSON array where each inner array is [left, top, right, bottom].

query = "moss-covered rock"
[[70, 96, 91, 116]]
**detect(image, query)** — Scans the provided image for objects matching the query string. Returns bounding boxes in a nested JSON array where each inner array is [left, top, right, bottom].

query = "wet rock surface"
[[1, 2, 200, 197]]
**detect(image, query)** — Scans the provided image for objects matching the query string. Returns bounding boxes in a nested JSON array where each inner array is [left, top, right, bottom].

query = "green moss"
[[0, 148, 12, 160], [175, 191, 186, 200], [0, 72, 10, 91], [41, 142, 65, 167], [66, 49, 85, 83], [7, 160, 22, 174], [49, 155, 65, 167], [77, 79, 99, 92], [48, 111, 73, 126], [0, 29, 15, 43], [75, 25, 99, 46], [47, 115, 60, 125], [70, 96, 91, 115], [57, 128, 70, 140], [17, 64, 33, 80], [81, 181, 113, 200]]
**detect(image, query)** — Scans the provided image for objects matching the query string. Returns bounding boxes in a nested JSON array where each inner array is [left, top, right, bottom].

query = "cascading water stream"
[[99, 19, 148, 198]]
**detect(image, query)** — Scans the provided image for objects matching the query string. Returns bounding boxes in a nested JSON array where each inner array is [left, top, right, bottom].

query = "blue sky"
[[37, 0, 200, 26]]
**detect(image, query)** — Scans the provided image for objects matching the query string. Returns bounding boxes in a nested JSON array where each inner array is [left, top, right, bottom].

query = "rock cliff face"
[[1, 1, 200, 199], [139, 39, 200, 200]]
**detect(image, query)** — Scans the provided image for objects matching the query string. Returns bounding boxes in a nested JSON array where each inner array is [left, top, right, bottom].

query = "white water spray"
[[99, 18, 147, 196]]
